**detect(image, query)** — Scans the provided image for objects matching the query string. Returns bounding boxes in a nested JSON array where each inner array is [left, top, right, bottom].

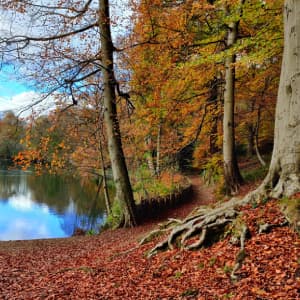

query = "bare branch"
[[1, 22, 98, 50]]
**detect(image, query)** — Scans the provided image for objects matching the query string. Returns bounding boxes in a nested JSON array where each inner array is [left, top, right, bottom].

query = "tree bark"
[[156, 123, 161, 175], [223, 2, 244, 195], [99, 0, 137, 227], [254, 105, 266, 167], [99, 135, 111, 215], [246, 124, 255, 157], [249, 0, 300, 199], [209, 77, 221, 155], [144, 136, 156, 176]]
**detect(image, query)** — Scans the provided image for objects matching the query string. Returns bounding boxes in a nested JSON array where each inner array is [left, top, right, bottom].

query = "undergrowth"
[[241, 165, 268, 182], [131, 165, 189, 204]]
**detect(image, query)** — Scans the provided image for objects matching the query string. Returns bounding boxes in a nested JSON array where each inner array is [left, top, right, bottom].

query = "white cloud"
[[40, 205, 49, 214], [9, 193, 50, 214], [9, 193, 34, 211], [37, 224, 49, 236], [0, 218, 50, 241], [0, 90, 59, 118]]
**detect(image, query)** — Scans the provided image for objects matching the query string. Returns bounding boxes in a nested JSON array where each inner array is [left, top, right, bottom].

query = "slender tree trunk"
[[246, 124, 255, 157], [99, 136, 111, 214], [156, 123, 161, 175], [210, 117, 219, 155], [99, 0, 136, 227], [209, 77, 220, 155], [254, 105, 266, 167], [223, 3, 244, 194], [254, 136, 266, 167], [144, 136, 156, 175], [249, 0, 300, 199], [245, 100, 256, 157], [223, 53, 243, 194]]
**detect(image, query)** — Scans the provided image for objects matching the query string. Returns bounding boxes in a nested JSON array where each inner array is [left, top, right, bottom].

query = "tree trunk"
[[99, 0, 137, 227], [254, 105, 266, 167], [209, 117, 219, 155], [223, 4, 244, 195], [209, 77, 220, 155], [246, 124, 255, 157], [250, 0, 300, 199], [99, 136, 111, 214], [156, 123, 161, 175], [144, 136, 156, 176]]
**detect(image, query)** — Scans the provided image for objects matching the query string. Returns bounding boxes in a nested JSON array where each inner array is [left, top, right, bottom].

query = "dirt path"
[[139, 175, 216, 223], [188, 175, 215, 205]]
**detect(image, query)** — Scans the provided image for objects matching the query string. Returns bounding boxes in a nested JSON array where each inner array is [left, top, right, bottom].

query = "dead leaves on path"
[[0, 200, 299, 299]]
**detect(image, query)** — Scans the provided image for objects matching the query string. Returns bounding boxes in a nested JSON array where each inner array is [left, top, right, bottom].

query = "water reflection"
[[0, 170, 107, 240]]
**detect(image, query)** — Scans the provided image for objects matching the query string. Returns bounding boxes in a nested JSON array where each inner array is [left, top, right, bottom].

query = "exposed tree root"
[[143, 198, 246, 257], [258, 220, 289, 234], [141, 170, 300, 259], [230, 224, 248, 281]]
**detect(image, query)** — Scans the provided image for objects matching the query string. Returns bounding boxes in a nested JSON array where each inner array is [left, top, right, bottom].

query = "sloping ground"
[[0, 178, 299, 299]]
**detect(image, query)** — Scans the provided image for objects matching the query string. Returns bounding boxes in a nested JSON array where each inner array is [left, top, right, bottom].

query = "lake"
[[0, 170, 107, 241]]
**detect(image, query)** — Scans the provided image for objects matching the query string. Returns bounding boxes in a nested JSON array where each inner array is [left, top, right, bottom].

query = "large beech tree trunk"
[[252, 0, 300, 198], [223, 2, 244, 195], [99, 0, 137, 227]]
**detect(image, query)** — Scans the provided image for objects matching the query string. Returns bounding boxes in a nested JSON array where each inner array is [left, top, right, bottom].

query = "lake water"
[[0, 170, 107, 241]]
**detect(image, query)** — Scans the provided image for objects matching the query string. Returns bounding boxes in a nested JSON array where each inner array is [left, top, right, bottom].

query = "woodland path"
[[0, 176, 299, 299], [188, 175, 215, 206], [139, 174, 216, 223], [165, 174, 215, 219]]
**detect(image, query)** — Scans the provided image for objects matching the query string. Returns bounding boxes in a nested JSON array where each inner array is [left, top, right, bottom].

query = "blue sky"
[[0, 77, 30, 98], [0, 68, 56, 117], [0, 0, 132, 116], [0, 66, 31, 98], [0, 66, 38, 115]]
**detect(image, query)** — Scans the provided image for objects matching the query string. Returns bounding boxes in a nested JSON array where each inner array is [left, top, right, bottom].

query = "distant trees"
[[0, 111, 24, 164]]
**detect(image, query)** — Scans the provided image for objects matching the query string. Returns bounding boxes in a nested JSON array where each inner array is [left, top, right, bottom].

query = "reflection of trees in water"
[[27, 175, 72, 213], [0, 171, 109, 235], [59, 208, 107, 236], [0, 170, 28, 200], [27, 175, 108, 234], [27, 174, 107, 215]]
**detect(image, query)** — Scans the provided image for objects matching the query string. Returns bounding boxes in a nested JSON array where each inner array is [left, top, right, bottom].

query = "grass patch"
[[131, 165, 190, 204], [241, 166, 268, 183], [104, 200, 122, 229]]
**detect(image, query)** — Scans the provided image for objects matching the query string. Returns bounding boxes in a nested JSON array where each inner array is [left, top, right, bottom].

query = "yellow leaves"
[[14, 149, 37, 171], [50, 151, 66, 171], [40, 136, 50, 152], [58, 141, 66, 149]]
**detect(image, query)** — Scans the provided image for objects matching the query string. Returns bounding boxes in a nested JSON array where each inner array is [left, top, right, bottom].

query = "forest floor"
[[0, 174, 299, 299]]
